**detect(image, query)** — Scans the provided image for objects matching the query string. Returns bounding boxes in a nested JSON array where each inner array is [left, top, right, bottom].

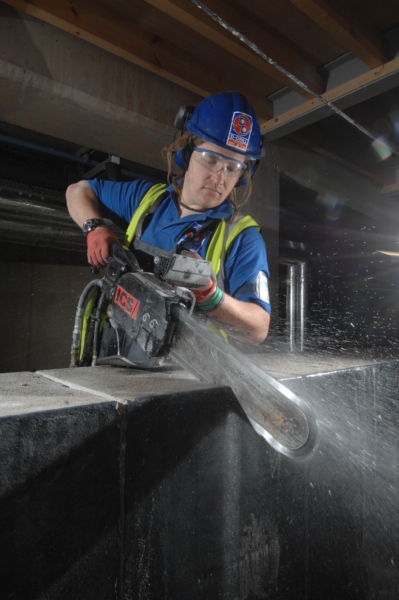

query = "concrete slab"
[[246, 346, 396, 380], [1, 345, 396, 419], [0, 370, 106, 417], [0, 365, 216, 418], [37, 365, 213, 400]]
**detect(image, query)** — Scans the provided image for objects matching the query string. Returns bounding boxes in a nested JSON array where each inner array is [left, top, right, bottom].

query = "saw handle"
[[155, 253, 213, 290]]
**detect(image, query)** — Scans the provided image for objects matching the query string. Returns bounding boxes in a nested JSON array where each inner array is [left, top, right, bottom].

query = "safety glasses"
[[192, 147, 247, 178]]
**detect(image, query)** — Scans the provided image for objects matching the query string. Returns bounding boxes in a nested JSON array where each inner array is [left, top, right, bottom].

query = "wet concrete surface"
[[2, 349, 391, 416], [247, 344, 395, 380], [0, 365, 208, 417], [1, 350, 394, 460]]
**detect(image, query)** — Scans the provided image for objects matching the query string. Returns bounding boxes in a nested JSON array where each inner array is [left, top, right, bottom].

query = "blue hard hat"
[[185, 92, 262, 160]]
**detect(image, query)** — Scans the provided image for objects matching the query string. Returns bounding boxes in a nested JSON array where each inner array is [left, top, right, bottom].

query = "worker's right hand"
[[87, 227, 120, 268]]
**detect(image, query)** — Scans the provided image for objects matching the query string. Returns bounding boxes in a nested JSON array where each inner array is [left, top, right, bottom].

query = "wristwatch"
[[82, 218, 106, 236]]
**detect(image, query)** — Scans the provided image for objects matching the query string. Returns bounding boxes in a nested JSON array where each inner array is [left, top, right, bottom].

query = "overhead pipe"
[[0, 135, 167, 182], [0, 133, 98, 167]]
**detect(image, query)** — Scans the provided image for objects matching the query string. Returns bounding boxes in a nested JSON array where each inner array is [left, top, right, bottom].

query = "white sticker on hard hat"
[[256, 271, 270, 304], [227, 112, 253, 151]]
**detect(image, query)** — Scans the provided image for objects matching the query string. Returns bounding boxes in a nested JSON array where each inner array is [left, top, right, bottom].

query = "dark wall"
[[0, 243, 93, 373]]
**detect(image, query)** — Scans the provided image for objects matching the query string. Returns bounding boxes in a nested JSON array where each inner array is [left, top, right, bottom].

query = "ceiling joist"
[[261, 55, 399, 140], [1, 0, 398, 186]]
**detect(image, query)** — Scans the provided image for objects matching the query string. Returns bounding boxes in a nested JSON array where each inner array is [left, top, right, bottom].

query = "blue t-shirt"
[[89, 179, 271, 314]]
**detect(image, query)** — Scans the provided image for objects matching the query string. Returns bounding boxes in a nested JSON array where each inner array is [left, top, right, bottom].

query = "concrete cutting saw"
[[71, 244, 317, 459]]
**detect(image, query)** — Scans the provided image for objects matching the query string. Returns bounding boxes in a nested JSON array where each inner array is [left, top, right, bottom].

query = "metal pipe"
[[287, 264, 296, 352], [280, 259, 308, 352], [298, 261, 307, 351], [0, 136, 166, 181]]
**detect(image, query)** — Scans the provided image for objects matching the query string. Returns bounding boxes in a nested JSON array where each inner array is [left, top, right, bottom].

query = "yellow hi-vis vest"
[[124, 183, 260, 286]]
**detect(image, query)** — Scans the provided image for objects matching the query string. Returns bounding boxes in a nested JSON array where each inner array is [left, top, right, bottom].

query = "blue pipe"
[[0, 133, 98, 167]]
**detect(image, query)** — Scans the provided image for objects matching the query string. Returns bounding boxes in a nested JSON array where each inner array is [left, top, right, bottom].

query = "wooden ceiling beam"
[[291, 0, 387, 68], [145, 0, 324, 98], [261, 56, 399, 140], [2, 0, 272, 118]]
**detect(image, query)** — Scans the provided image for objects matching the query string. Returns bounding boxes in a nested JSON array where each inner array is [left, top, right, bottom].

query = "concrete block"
[[1, 360, 398, 599]]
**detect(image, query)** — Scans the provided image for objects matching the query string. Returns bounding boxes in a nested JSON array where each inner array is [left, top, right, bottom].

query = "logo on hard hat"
[[227, 112, 253, 151]]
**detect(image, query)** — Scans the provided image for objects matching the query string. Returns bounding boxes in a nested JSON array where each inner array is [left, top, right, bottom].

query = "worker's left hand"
[[191, 275, 217, 303], [180, 251, 215, 301], [181, 251, 223, 311]]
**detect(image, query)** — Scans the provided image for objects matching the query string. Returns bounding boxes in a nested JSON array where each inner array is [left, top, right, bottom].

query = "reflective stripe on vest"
[[124, 183, 168, 247], [123, 183, 260, 282], [205, 216, 260, 287]]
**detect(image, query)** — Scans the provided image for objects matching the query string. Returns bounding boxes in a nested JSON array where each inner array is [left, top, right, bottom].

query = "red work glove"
[[87, 227, 120, 268], [193, 273, 225, 312], [191, 276, 217, 303]]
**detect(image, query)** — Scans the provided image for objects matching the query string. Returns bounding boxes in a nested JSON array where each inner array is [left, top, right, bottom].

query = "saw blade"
[[169, 306, 317, 459]]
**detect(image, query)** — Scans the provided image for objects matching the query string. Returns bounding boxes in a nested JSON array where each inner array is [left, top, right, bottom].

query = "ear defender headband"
[[174, 105, 195, 171]]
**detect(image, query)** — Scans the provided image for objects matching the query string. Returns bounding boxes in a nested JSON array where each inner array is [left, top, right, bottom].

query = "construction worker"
[[66, 92, 270, 344]]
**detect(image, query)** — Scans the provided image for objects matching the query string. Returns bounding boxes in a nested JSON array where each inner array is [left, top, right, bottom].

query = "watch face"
[[82, 219, 105, 234]]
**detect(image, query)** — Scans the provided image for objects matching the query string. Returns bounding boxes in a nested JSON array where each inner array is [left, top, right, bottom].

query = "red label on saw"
[[114, 285, 140, 319]]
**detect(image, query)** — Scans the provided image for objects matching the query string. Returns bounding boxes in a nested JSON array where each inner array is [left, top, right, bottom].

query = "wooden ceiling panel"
[[351, 0, 399, 32], [229, 0, 348, 66], [291, 0, 387, 67], [142, 0, 323, 96], [127, 1, 284, 102]]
